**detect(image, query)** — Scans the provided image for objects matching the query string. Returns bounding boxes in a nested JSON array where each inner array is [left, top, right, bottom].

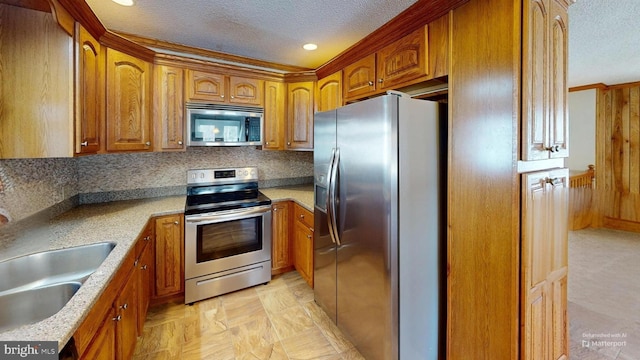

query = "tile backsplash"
[[0, 147, 313, 223]]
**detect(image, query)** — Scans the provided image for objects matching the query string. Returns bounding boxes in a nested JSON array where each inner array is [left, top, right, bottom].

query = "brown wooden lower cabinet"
[[271, 201, 293, 275], [75, 213, 184, 359], [521, 168, 569, 360], [292, 203, 314, 287], [153, 214, 184, 298], [80, 307, 116, 360]]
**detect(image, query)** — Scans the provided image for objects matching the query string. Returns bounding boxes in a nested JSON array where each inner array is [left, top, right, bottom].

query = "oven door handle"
[[185, 205, 272, 224]]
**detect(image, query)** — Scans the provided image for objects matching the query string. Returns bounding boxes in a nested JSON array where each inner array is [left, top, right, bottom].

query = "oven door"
[[185, 205, 272, 280]]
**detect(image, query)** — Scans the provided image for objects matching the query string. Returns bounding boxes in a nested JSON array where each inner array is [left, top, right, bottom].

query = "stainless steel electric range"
[[184, 167, 272, 304]]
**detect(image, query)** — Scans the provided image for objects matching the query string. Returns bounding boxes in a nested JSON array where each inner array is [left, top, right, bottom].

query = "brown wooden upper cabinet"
[[343, 25, 428, 101], [287, 82, 314, 150], [316, 71, 343, 112], [186, 69, 264, 107], [264, 81, 286, 150], [75, 24, 104, 155], [522, 0, 569, 161], [154, 65, 185, 151], [105, 48, 152, 152]]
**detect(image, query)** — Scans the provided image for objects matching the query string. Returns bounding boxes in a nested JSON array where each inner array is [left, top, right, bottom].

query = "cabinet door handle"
[[544, 145, 560, 153], [141, 264, 148, 270], [231, 95, 235, 99], [299, 214, 304, 219], [120, 303, 128, 310], [178, 140, 183, 145], [287, 142, 291, 146], [113, 315, 122, 322], [145, 141, 151, 146], [174, 221, 179, 225], [80, 141, 88, 147], [220, 95, 225, 98], [306, 234, 312, 239], [144, 235, 151, 241], [545, 177, 561, 187], [378, 78, 384, 83], [368, 81, 374, 86]]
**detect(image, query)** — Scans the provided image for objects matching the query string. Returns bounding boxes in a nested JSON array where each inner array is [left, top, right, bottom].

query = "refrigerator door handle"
[[329, 148, 341, 246], [326, 148, 337, 245]]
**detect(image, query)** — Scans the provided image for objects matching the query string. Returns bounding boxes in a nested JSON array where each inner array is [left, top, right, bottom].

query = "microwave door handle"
[[245, 118, 250, 142]]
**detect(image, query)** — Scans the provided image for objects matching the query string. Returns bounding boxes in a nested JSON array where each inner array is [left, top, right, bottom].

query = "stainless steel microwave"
[[186, 103, 264, 147]]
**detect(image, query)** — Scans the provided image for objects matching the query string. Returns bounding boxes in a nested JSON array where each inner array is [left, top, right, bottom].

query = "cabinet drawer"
[[294, 204, 314, 229]]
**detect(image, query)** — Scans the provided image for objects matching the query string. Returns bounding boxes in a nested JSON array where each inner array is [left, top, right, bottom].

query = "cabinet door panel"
[[115, 272, 137, 360], [522, 0, 549, 160], [271, 201, 291, 273], [264, 81, 286, 150], [521, 169, 568, 360], [75, 24, 103, 154], [154, 65, 184, 150], [294, 221, 313, 287], [155, 214, 184, 297], [229, 76, 264, 106], [316, 71, 342, 112], [376, 25, 428, 89], [79, 308, 116, 360], [187, 70, 226, 103], [549, 0, 568, 158], [106, 49, 152, 151], [343, 54, 376, 100], [287, 82, 314, 150]]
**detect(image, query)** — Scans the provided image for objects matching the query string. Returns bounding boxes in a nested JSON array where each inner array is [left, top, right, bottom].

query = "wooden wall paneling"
[[448, 0, 520, 358]]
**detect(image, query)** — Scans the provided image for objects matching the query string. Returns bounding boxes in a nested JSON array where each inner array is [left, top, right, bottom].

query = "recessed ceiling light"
[[303, 43, 318, 51], [112, 0, 134, 6]]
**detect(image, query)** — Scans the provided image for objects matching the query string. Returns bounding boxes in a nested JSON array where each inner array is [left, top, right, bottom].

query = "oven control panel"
[[187, 167, 258, 185]]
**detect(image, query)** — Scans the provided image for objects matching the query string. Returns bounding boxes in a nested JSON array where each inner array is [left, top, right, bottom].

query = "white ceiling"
[[85, 0, 419, 69], [569, 0, 640, 87], [86, 0, 640, 87]]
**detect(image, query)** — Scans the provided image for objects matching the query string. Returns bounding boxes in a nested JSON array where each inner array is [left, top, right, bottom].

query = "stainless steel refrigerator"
[[314, 93, 443, 360]]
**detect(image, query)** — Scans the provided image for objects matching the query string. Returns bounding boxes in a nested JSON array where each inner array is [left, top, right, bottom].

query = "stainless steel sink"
[[0, 242, 116, 296], [0, 242, 116, 332], [0, 282, 82, 332]]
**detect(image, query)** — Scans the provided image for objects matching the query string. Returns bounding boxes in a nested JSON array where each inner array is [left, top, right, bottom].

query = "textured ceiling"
[[569, 0, 640, 87], [86, 0, 640, 86], [86, 0, 419, 69]]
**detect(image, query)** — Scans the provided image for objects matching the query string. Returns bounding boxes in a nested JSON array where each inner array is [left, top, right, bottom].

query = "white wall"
[[568, 89, 596, 171]]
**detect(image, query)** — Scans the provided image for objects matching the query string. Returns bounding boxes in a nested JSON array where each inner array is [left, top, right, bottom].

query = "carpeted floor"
[[569, 228, 640, 360]]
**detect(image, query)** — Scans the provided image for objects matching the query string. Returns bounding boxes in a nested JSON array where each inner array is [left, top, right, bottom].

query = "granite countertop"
[[0, 185, 313, 350], [261, 185, 314, 211]]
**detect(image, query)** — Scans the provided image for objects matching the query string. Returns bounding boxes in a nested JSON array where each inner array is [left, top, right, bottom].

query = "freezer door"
[[313, 109, 338, 323], [336, 95, 397, 360]]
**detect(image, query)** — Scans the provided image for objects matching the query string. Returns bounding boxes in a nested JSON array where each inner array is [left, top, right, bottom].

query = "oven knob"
[[243, 170, 248, 176], [251, 169, 256, 176]]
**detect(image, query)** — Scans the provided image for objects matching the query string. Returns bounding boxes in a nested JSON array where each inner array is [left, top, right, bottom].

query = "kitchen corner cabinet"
[[186, 69, 264, 106], [316, 71, 343, 112], [293, 203, 314, 287], [263, 81, 286, 150], [154, 65, 185, 151], [271, 201, 293, 274], [286, 82, 315, 150], [522, 0, 569, 160], [75, 24, 104, 155], [521, 168, 569, 360], [105, 48, 152, 152], [154, 214, 184, 298]]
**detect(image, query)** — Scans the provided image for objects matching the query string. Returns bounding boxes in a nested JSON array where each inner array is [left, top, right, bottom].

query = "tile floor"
[[133, 271, 364, 359], [568, 228, 640, 360]]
